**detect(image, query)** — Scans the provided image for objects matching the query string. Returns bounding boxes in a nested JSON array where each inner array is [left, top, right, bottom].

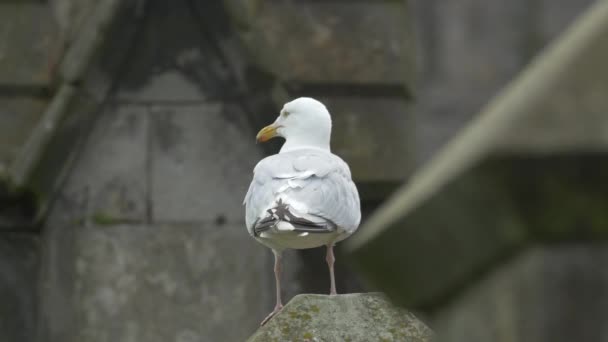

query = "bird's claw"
[[261, 303, 283, 326]]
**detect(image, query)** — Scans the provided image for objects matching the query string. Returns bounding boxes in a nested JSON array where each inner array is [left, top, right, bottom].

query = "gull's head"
[[256, 97, 332, 151]]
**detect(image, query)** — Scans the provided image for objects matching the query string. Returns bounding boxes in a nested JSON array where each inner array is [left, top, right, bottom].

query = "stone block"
[[321, 96, 412, 184], [50, 0, 100, 43], [70, 223, 269, 342], [0, 3, 56, 86], [150, 103, 262, 223], [493, 21, 608, 153], [0, 86, 101, 229], [229, 1, 413, 85], [117, 70, 205, 103], [39, 206, 79, 342], [0, 233, 40, 342], [432, 0, 531, 87], [413, 0, 530, 163], [56, 0, 124, 85], [433, 245, 608, 342], [110, 1, 232, 102], [65, 104, 148, 223], [412, 0, 595, 163], [346, 0, 608, 310], [0, 97, 47, 175], [537, 0, 596, 44], [248, 293, 433, 342]]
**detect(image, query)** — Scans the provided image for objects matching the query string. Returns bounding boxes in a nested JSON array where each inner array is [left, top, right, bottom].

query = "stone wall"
[[0, 2, 60, 342], [411, 0, 595, 163], [39, 1, 269, 341], [0, 234, 39, 342], [348, 1, 608, 341], [34, 0, 418, 339], [0, 0, 601, 341]]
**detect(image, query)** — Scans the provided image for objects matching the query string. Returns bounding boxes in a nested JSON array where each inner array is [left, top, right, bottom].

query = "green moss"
[[0, 172, 12, 188], [495, 155, 608, 241], [92, 212, 124, 225], [246, 294, 432, 341], [70, 217, 85, 226]]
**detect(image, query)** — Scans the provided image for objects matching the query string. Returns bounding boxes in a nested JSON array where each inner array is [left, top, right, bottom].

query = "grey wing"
[[243, 151, 361, 236], [243, 163, 277, 234]]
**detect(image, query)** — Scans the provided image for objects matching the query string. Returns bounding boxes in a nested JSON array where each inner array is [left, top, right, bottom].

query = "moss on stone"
[[91, 212, 125, 226], [247, 293, 432, 342]]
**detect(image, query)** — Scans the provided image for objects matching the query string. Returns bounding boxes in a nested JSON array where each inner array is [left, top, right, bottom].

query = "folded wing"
[[244, 149, 361, 237]]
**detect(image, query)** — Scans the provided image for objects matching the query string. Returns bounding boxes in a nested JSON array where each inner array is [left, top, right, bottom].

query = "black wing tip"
[[253, 199, 338, 236]]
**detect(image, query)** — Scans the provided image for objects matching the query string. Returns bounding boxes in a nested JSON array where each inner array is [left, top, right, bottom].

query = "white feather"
[[243, 97, 361, 250]]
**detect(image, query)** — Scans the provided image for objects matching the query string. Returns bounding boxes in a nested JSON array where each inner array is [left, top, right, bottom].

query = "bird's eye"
[[282, 111, 290, 117]]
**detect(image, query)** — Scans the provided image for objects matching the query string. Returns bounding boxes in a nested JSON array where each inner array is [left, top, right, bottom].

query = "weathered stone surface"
[[231, 1, 413, 85], [493, 16, 608, 152], [0, 0, 123, 226], [64, 104, 148, 223], [12, 86, 84, 189], [0, 86, 98, 229], [56, 0, 124, 85], [150, 103, 262, 223], [111, 1, 238, 102], [537, 0, 596, 43], [347, 159, 531, 309], [321, 96, 412, 183], [50, 0, 101, 43], [248, 293, 433, 342], [0, 3, 56, 86], [0, 97, 47, 174], [39, 203, 80, 342], [346, 0, 608, 310], [71, 223, 269, 342], [412, 0, 596, 163], [433, 245, 608, 342], [118, 70, 205, 102], [0, 233, 39, 342]]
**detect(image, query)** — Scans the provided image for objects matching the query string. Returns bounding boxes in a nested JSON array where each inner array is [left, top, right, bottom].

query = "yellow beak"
[[256, 124, 279, 143]]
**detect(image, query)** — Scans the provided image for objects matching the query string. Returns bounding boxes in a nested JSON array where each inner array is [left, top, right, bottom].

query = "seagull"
[[244, 97, 361, 325]]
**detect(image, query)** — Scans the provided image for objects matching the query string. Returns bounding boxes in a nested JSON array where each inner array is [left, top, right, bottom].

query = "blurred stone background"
[[0, 0, 597, 341]]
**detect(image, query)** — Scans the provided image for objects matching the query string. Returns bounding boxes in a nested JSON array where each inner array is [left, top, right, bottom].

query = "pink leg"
[[326, 244, 337, 295], [261, 249, 283, 325]]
